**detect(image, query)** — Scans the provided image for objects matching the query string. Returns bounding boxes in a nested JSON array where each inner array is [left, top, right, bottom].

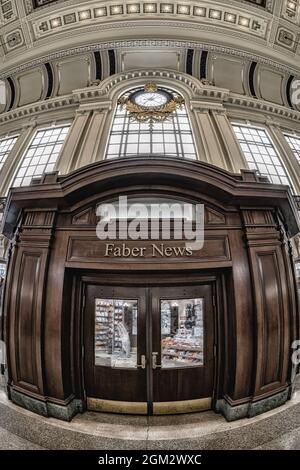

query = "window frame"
[[0, 134, 19, 172], [231, 121, 293, 189], [11, 123, 71, 188], [105, 87, 197, 160], [283, 132, 300, 165]]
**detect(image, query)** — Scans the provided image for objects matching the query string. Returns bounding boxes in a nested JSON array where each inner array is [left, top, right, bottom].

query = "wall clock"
[[118, 83, 184, 126]]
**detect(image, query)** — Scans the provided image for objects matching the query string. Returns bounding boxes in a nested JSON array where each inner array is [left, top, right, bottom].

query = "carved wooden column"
[[215, 226, 254, 420], [42, 226, 84, 420]]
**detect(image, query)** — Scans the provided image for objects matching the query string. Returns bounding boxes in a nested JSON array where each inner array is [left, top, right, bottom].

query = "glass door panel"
[[94, 298, 138, 369], [161, 298, 204, 368]]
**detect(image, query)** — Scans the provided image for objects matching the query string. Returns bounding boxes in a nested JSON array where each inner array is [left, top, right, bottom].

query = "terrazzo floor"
[[0, 427, 45, 450], [1, 421, 300, 450], [0, 376, 300, 450]]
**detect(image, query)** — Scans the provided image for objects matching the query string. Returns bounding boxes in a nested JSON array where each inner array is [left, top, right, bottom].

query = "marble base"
[[249, 389, 289, 418], [216, 388, 290, 422], [10, 388, 83, 422], [216, 399, 249, 421]]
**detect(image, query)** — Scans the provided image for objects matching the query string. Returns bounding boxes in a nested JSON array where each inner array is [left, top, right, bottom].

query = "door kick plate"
[[87, 397, 212, 415], [153, 398, 212, 415], [87, 398, 147, 415]]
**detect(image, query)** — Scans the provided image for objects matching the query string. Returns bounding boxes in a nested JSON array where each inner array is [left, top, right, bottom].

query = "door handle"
[[152, 352, 161, 370], [137, 354, 146, 369]]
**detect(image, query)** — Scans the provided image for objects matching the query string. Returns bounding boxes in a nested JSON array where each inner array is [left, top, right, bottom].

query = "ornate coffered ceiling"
[[0, 0, 299, 117], [32, 0, 62, 7], [0, 1, 299, 76]]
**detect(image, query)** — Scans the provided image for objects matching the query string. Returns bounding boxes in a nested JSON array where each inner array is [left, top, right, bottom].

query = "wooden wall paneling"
[[252, 247, 290, 396], [15, 252, 43, 391], [8, 209, 56, 397], [242, 209, 291, 398], [71, 274, 85, 400]]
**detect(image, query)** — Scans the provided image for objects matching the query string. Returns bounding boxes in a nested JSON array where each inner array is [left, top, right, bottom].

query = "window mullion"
[[106, 88, 197, 160]]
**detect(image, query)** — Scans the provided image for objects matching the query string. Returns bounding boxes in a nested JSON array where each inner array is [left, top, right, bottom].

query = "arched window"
[[106, 86, 197, 159]]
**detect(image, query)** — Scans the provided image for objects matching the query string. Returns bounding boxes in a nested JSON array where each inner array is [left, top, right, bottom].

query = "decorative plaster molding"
[[0, 0, 18, 25], [3, 29, 25, 52], [0, 0, 297, 71], [237, 0, 274, 12], [227, 94, 300, 121], [0, 94, 77, 124], [1, 71, 300, 126], [31, 2, 269, 42], [281, 0, 300, 23], [72, 70, 230, 106], [1, 39, 300, 81]]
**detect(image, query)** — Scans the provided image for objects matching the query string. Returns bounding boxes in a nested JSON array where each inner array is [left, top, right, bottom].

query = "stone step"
[[1, 388, 300, 450]]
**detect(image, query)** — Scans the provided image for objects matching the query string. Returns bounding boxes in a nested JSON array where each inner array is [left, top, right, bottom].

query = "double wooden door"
[[84, 283, 215, 415]]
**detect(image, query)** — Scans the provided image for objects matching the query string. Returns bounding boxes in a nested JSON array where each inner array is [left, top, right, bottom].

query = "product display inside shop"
[[94, 296, 205, 370], [94, 299, 138, 369], [161, 298, 204, 368]]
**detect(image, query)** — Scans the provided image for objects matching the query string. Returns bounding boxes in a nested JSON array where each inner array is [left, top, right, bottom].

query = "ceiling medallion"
[[118, 83, 185, 126]]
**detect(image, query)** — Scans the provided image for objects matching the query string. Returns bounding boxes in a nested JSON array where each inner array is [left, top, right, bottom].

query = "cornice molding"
[[1, 69, 300, 126], [227, 94, 300, 121], [79, 69, 225, 99], [1, 38, 300, 80], [4, 155, 298, 236], [0, 94, 77, 124]]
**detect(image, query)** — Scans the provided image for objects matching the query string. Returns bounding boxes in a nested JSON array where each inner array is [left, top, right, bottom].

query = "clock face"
[[132, 90, 171, 108]]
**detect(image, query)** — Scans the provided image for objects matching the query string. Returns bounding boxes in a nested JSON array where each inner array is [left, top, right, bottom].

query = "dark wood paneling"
[[242, 208, 292, 400], [9, 248, 48, 395], [43, 231, 71, 400], [258, 252, 283, 385], [67, 236, 231, 264], [226, 230, 254, 401], [7, 210, 56, 398], [16, 253, 40, 388], [251, 246, 290, 396]]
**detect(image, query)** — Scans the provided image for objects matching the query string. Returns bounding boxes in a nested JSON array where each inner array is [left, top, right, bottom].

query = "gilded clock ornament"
[[118, 83, 185, 126]]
